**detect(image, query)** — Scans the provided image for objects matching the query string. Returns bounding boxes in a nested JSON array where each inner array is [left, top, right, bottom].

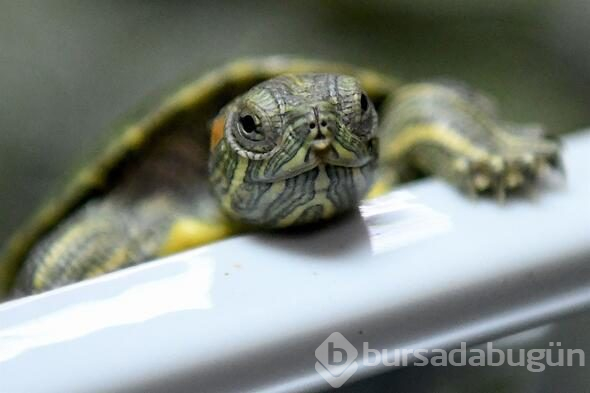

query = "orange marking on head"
[[210, 115, 226, 152]]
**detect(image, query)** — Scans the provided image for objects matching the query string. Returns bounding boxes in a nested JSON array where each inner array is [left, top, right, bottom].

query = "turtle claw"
[[547, 152, 565, 177], [455, 143, 563, 200]]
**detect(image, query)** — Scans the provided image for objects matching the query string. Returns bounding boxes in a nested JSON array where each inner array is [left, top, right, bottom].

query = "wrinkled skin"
[[209, 74, 378, 227]]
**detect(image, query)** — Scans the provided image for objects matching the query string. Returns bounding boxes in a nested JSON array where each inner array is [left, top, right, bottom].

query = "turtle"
[[0, 56, 562, 298]]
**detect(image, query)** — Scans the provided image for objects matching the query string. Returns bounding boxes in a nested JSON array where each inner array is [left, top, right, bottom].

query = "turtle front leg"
[[377, 81, 563, 199]]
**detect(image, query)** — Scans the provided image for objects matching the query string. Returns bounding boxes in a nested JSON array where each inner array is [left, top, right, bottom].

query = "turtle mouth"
[[253, 157, 374, 184]]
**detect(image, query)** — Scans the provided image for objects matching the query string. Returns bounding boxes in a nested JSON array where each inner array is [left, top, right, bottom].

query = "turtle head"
[[209, 74, 379, 228]]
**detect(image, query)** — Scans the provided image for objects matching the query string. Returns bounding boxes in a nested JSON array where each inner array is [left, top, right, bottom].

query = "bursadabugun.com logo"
[[315, 332, 586, 388]]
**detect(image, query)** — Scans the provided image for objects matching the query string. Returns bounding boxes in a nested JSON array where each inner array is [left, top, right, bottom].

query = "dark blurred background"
[[1, 2, 589, 391], [1, 0, 590, 244]]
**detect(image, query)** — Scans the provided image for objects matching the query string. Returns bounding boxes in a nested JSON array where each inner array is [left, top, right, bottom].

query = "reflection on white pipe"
[[0, 255, 215, 362], [360, 190, 453, 255]]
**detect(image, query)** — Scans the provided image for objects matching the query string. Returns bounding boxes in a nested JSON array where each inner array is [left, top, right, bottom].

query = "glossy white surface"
[[1, 132, 589, 393]]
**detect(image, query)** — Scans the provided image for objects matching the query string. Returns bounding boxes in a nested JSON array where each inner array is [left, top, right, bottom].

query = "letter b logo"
[[315, 332, 359, 388], [328, 341, 348, 366]]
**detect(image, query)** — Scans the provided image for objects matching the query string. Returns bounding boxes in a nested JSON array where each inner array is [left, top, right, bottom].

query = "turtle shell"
[[0, 56, 398, 297]]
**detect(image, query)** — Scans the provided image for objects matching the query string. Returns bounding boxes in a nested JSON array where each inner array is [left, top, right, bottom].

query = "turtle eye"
[[231, 109, 278, 156], [236, 112, 264, 142], [360, 93, 369, 113], [239, 115, 257, 134], [351, 91, 377, 139]]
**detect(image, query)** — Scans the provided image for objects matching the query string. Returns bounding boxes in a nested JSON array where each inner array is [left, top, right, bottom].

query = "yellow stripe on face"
[[313, 166, 336, 218], [384, 123, 490, 162], [221, 157, 249, 214], [275, 166, 334, 226]]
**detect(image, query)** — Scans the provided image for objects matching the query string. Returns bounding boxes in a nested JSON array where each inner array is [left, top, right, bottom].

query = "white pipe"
[[1, 131, 589, 393]]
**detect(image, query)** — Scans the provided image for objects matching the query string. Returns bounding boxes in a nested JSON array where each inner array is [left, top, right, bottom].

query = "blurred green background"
[[1, 0, 589, 245]]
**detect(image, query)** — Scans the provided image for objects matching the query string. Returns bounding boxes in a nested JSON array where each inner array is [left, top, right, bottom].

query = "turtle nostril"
[[309, 122, 316, 129], [320, 120, 327, 128]]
